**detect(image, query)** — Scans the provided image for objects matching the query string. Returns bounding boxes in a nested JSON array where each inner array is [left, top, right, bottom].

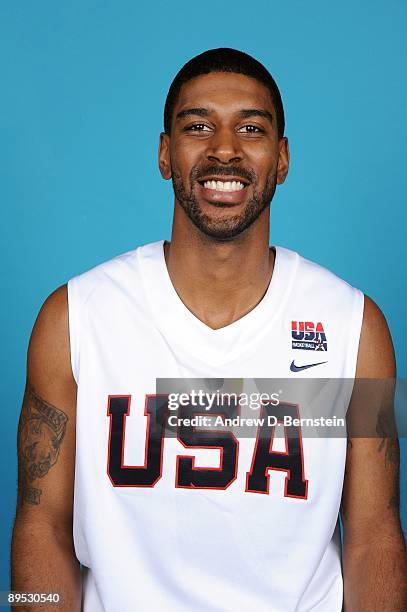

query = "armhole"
[[67, 277, 80, 385], [345, 288, 365, 378]]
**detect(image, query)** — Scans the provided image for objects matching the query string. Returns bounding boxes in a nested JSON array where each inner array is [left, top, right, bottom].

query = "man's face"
[[159, 72, 289, 241]]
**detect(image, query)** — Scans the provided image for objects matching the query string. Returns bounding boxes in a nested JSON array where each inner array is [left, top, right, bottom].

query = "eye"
[[186, 123, 212, 132], [238, 124, 264, 134]]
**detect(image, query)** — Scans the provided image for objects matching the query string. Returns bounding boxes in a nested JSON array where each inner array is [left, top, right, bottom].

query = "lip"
[[196, 180, 249, 205]]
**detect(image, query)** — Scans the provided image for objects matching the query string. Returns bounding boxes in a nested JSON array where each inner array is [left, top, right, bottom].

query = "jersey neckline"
[[138, 240, 299, 367]]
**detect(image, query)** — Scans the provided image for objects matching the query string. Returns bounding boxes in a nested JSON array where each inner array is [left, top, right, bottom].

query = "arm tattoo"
[[376, 410, 399, 467], [18, 384, 68, 505], [376, 408, 401, 513]]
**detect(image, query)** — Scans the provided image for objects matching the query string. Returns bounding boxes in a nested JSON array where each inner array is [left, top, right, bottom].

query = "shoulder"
[[295, 249, 358, 291], [280, 247, 363, 314], [289, 249, 395, 377], [278, 246, 359, 293], [67, 246, 143, 304], [28, 285, 72, 387], [30, 285, 69, 348], [356, 295, 395, 378]]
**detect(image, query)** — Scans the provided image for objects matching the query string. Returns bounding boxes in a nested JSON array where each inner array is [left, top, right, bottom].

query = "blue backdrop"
[[1, 0, 406, 593]]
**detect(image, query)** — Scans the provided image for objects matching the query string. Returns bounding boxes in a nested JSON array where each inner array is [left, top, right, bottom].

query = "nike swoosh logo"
[[290, 360, 328, 372]]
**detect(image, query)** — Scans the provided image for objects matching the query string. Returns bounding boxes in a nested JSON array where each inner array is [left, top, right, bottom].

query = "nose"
[[206, 127, 243, 165]]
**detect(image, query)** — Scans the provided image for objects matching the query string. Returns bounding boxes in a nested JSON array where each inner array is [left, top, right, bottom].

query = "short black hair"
[[164, 48, 285, 140]]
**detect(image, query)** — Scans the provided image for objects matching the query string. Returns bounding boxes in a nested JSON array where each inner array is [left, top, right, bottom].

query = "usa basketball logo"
[[291, 321, 328, 351]]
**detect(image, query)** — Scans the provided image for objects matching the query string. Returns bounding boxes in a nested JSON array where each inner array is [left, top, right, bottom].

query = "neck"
[[164, 204, 274, 330]]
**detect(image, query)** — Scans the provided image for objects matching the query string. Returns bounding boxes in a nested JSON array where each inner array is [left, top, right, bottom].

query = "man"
[[11, 48, 406, 611]]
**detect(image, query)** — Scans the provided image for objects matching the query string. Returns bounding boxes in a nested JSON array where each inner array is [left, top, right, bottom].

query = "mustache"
[[190, 165, 256, 185]]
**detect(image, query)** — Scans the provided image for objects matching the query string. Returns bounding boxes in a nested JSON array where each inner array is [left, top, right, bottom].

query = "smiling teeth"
[[203, 180, 245, 191]]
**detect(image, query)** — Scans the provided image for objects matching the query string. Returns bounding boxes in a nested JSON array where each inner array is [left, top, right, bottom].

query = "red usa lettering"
[[106, 395, 308, 498]]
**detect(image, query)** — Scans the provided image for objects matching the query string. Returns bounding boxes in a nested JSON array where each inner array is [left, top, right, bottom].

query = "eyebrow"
[[176, 108, 210, 121], [175, 107, 273, 125], [239, 109, 273, 124]]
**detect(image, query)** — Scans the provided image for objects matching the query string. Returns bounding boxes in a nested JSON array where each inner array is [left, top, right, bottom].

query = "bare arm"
[[11, 285, 81, 611], [341, 295, 407, 611]]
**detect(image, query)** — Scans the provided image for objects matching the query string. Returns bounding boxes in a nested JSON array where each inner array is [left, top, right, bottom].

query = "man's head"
[[159, 48, 289, 241], [164, 48, 285, 141]]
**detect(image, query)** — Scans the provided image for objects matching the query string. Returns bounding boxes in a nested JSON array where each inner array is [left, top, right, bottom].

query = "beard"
[[172, 164, 277, 241]]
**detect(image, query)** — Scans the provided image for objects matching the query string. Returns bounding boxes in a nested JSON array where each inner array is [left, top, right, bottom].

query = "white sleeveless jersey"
[[68, 241, 364, 612]]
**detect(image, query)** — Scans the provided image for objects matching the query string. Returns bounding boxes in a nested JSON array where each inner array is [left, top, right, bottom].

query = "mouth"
[[196, 176, 250, 205], [198, 176, 249, 193]]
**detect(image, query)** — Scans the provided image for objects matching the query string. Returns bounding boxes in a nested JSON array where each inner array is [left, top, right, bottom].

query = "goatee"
[[172, 165, 277, 241]]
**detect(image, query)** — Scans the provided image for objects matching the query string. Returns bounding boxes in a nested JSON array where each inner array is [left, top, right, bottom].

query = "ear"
[[276, 137, 290, 185], [158, 132, 172, 180]]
